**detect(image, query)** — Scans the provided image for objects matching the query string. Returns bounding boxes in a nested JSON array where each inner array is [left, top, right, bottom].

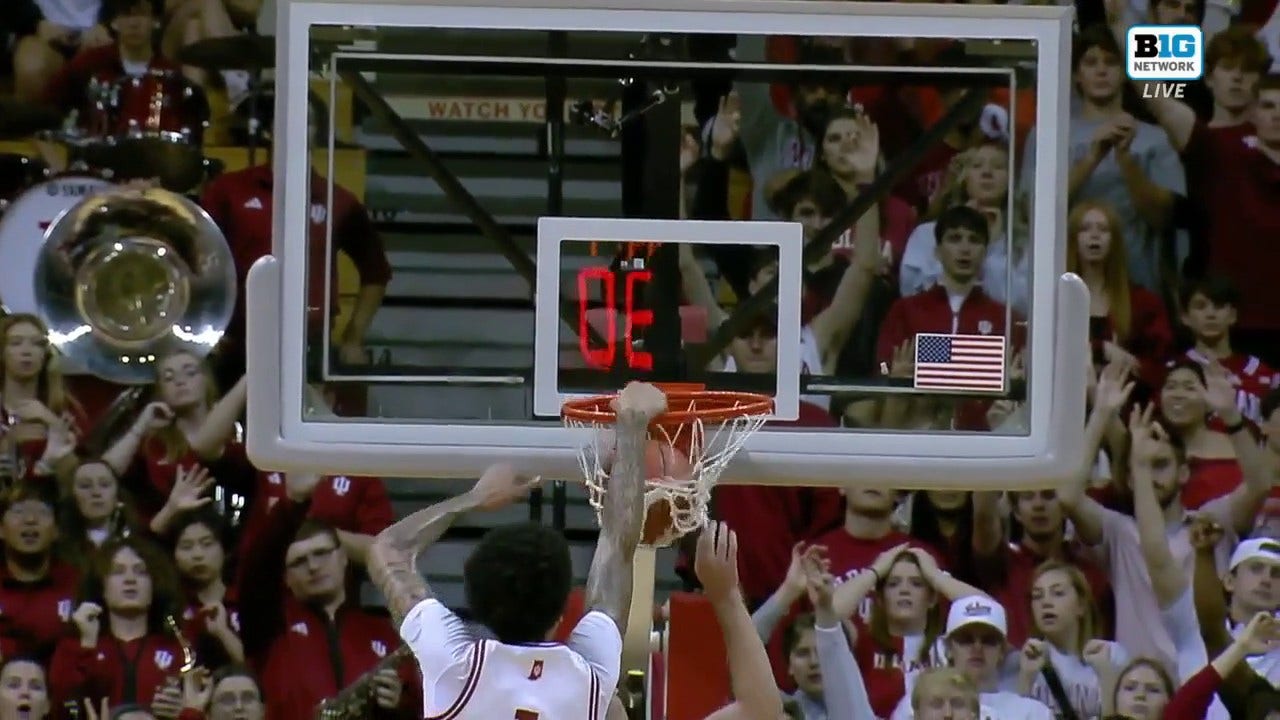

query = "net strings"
[[565, 399, 770, 545]]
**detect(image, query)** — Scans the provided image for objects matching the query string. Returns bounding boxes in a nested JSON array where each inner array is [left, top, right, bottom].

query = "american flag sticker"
[[913, 333, 1007, 393]]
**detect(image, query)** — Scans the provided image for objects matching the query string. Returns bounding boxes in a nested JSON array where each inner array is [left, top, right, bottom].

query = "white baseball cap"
[[1228, 538, 1280, 571], [946, 595, 1008, 638]]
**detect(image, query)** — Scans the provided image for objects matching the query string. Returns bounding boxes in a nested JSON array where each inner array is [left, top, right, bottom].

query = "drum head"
[[0, 175, 113, 319]]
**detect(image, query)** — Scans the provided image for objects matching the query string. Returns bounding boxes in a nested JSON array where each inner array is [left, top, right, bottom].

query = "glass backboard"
[[245, 0, 1087, 487]]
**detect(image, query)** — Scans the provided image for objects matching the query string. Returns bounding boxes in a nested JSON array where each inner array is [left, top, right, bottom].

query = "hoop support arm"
[[622, 546, 659, 675]]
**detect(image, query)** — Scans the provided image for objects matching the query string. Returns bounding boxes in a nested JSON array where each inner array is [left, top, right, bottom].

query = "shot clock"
[[532, 217, 805, 420]]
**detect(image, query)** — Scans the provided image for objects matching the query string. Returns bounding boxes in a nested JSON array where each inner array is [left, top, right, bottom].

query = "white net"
[[564, 396, 770, 547]]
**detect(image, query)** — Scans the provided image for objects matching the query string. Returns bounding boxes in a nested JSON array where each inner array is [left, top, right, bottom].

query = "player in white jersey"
[[368, 382, 662, 719]]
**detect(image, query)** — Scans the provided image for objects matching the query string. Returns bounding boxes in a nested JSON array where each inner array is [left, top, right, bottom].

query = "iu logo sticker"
[[528, 660, 544, 680], [154, 650, 174, 670]]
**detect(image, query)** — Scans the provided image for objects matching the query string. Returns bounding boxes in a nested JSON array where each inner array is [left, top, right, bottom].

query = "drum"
[[0, 174, 114, 318], [0, 155, 51, 215], [95, 70, 210, 192]]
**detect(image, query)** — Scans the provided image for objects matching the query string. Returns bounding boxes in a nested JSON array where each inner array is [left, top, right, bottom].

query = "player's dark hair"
[[1179, 275, 1239, 310], [933, 205, 990, 246], [1071, 24, 1122, 71], [464, 522, 572, 644]]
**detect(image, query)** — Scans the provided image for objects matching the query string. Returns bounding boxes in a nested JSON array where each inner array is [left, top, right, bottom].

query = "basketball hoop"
[[561, 384, 772, 547]]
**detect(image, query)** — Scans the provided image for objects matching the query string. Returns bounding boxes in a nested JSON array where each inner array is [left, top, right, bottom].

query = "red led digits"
[[577, 267, 615, 369], [575, 266, 654, 371], [624, 271, 653, 370]]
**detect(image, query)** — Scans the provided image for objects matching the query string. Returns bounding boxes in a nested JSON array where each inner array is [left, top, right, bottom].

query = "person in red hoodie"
[[168, 511, 242, 668], [0, 483, 82, 666], [49, 536, 185, 720], [876, 204, 1023, 431], [237, 472, 417, 720]]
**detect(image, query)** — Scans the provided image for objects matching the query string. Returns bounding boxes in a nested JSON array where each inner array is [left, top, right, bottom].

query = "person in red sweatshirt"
[[0, 483, 81, 665], [49, 536, 185, 720], [237, 472, 418, 720]]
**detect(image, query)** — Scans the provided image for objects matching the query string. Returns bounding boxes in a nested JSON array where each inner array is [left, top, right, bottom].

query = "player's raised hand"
[[469, 463, 541, 510], [611, 382, 667, 423], [694, 521, 740, 604]]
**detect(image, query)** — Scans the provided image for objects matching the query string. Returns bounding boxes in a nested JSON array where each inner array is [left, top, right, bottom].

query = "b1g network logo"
[[1126, 25, 1203, 96]]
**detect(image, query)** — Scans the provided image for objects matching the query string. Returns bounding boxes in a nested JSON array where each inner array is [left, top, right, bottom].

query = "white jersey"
[[401, 599, 622, 719]]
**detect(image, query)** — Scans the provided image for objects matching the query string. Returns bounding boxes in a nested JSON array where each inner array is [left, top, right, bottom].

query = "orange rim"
[[561, 384, 774, 427]]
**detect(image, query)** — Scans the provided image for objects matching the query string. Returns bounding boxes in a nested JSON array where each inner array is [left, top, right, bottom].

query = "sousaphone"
[[31, 186, 236, 385]]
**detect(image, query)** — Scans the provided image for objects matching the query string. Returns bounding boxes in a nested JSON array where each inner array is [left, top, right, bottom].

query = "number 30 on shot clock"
[[575, 242, 658, 372]]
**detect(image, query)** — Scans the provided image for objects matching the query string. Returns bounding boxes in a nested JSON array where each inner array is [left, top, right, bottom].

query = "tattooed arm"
[[369, 464, 539, 628], [368, 493, 482, 628], [582, 382, 667, 633]]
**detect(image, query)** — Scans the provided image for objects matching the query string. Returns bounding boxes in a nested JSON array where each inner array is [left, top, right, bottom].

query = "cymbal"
[[0, 99, 63, 138], [178, 35, 275, 70]]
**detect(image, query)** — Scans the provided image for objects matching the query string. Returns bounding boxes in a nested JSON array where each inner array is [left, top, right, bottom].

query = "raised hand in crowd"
[[9, 398, 60, 428], [372, 668, 405, 710], [1016, 638, 1049, 695], [151, 465, 215, 536], [151, 678, 184, 720], [72, 601, 103, 649], [780, 542, 829, 605], [182, 667, 214, 714], [80, 697, 110, 720], [138, 401, 176, 432], [708, 93, 742, 162]]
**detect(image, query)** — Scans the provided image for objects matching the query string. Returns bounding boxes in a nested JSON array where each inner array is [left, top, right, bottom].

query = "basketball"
[[596, 436, 696, 546], [640, 440, 695, 547]]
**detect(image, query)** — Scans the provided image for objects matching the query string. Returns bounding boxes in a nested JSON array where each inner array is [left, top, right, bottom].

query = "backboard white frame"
[[532, 217, 803, 420], [248, 0, 1087, 489]]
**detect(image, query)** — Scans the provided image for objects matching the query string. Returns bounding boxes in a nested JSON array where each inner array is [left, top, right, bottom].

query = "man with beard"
[[0, 483, 80, 666], [1059, 365, 1272, 673], [704, 35, 845, 223], [971, 488, 1113, 647]]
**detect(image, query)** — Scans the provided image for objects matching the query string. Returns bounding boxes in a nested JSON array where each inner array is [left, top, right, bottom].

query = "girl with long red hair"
[[1065, 200, 1173, 389]]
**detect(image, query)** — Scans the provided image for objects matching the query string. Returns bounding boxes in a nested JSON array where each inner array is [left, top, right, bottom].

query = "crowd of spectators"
[[667, 0, 1280, 717], [4, 0, 1280, 717]]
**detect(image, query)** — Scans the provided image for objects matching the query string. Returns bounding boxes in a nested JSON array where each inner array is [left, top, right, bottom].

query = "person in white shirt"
[[898, 142, 1032, 315], [1191, 524, 1280, 690], [367, 381, 663, 719], [1127, 402, 1231, 719], [1016, 561, 1128, 718], [891, 595, 1053, 720]]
